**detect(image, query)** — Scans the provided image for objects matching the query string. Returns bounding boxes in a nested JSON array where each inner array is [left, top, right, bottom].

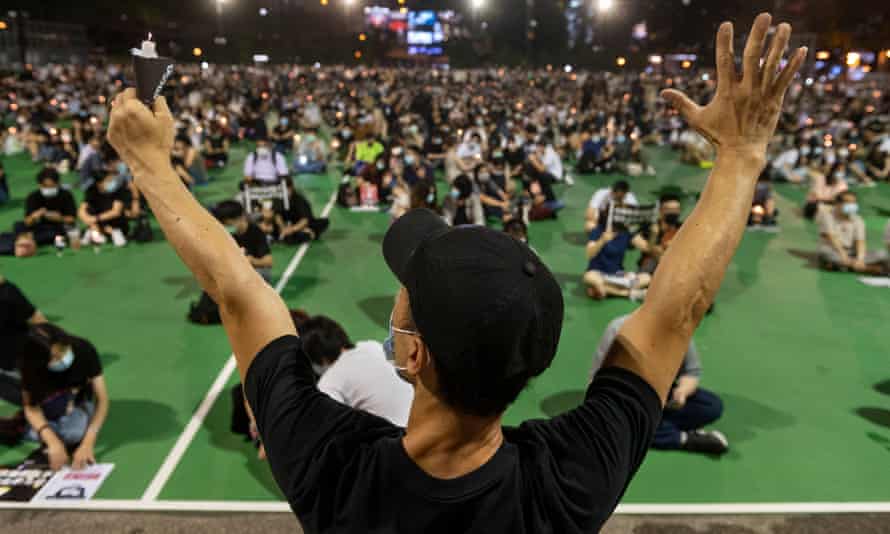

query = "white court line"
[[139, 190, 338, 502], [1, 500, 889, 514]]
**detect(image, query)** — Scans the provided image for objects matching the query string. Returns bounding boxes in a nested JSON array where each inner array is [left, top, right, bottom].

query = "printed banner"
[[31, 464, 115, 502]]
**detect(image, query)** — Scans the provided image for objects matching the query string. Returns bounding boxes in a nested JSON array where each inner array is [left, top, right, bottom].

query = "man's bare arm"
[[107, 89, 295, 382], [603, 14, 807, 403]]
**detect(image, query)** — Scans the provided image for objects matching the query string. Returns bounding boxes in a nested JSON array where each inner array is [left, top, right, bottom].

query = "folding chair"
[[242, 182, 290, 215]]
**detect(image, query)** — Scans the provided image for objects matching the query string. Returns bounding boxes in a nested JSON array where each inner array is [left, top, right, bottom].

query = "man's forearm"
[[644, 150, 764, 331], [133, 164, 257, 303]]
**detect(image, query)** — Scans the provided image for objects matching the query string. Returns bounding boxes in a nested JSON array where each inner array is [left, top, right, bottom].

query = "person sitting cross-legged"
[[583, 220, 651, 301], [592, 314, 728, 455], [817, 191, 889, 274]]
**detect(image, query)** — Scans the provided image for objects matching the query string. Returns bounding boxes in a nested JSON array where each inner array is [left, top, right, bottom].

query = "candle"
[[132, 32, 158, 59]]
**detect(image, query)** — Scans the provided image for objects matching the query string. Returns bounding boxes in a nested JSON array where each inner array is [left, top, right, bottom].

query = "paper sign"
[[31, 464, 114, 502], [0, 464, 55, 502], [858, 276, 890, 288]]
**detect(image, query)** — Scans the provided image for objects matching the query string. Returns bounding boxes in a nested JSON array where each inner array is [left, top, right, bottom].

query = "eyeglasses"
[[389, 311, 420, 338]]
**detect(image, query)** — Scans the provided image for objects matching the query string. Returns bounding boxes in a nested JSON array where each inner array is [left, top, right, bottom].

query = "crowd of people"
[[0, 58, 888, 469]]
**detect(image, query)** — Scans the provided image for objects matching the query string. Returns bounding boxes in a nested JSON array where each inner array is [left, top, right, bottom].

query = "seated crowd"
[[0, 62, 888, 472]]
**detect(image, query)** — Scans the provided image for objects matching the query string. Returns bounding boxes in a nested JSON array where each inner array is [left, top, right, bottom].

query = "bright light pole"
[[597, 0, 613, 13], [471, 0, 485, 11], [215, 0, 226, 37]]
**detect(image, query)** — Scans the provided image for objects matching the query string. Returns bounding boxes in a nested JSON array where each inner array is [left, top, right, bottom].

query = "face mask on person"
[[311, 362, 328, 376], [376, 160, 386, 171], [617, 135, 627, 144], [478, 172, 491, 182], [449, 189, 461, 199], [40, 186, 59, 198], [342, 129, 352, 139], [842, 202, 859, 216], [103, 177, 122, 193], [256, 147, 271, 158], [404, 155, 416, 166], [425, 192, 435, 204], [225, 223, 240, 234], [834, 170, 846, 180], [280, 117, 289, 127], [48, 347, 74, 373]]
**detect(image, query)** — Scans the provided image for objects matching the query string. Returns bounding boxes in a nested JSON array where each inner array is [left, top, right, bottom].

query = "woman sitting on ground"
[[0, 324, 109, 471]]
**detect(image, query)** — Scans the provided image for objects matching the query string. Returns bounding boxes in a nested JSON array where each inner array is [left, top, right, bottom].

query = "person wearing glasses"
[[106, 15, 804, 532]]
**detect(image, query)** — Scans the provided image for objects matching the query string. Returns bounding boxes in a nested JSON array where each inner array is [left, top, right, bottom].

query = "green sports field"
[[1, 143, 888, 508]]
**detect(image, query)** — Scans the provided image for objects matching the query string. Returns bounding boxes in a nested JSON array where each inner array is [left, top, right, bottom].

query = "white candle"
[[133, 33, 158, 58]]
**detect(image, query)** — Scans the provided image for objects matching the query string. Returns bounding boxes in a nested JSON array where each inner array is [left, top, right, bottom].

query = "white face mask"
[[40, 187, 59, 198], [256, 147, 271, 158]]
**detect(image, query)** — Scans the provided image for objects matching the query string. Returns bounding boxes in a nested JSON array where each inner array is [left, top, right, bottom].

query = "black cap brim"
[[383, 208, 450, 286]]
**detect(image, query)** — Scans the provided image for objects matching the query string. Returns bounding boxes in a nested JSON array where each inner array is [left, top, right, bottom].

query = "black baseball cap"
[[383, 209, 563, 382]]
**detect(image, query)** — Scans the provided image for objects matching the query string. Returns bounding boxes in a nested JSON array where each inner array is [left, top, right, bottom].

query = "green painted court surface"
[[1, 144, 889, 505]]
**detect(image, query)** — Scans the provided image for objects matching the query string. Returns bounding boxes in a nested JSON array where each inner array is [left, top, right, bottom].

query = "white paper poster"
[[31, 464, 114, 502]]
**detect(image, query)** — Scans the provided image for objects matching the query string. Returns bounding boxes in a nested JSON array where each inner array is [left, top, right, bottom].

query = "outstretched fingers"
[[661, 89, 702, 126], [771, 46, 808, 99], [715, 22, 735, 94], [741, 13, 772, 92], [761, 23, 791, 94]]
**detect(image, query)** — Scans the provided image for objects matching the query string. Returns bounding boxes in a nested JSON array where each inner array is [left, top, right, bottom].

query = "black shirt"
[[246, 335, 661, 534], [235, 223, 271, 259], [285, 192, 314, 225], [84, 183, 131, 229], [22, 336, 102, 408], [25, 189, 77, 230], [0, 281, 36, 370]]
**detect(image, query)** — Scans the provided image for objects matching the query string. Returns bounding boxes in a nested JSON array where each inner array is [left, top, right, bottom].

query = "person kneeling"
[[592, 315, 728, 455], [0, 324, 109, 470], [582, 222, 650, 301]]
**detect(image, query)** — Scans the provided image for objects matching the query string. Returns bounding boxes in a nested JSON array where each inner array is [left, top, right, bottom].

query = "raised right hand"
[[107, 89, 175, 181], [661, 14, 807, 163]]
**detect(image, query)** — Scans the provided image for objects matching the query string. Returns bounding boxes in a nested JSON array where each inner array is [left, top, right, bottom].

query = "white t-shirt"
[[542, 145, 564, 179], [589, 187, 639, 212], [317, 341, 414, 427], [772, 148, 799, 170], [457, 141, 482, 160]]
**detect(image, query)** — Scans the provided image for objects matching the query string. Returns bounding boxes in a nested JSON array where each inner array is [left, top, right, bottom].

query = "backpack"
[[188, 291, 221, 325], [129, 216, 154, 243]]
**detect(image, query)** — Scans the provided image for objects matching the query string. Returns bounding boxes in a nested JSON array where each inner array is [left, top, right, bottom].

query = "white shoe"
[[111, 229, 127, 247], [90, 229, 107, 245], [629, 288, 647, 302], [81, 231, 92, 247], [564, 174, 575, 186]]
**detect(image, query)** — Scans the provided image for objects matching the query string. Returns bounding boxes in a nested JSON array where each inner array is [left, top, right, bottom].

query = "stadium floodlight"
[[597, 0, 613, 13], [845, 52, 860, 67], [648, 54, 663, 65], [471, 0, 485, 11], [259, 7, 269, 16]]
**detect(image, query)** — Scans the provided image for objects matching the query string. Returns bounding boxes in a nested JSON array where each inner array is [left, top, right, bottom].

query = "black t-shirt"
[[25, 189, 77, 227], [246, 335, 661, 534], [84, 184, 131, 221], [235, 223, 271, 259], [22, 336, 102, 407], [0, 281, 36, 370], [285, 192, 314, 225], [26, 189, 77, 217]]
